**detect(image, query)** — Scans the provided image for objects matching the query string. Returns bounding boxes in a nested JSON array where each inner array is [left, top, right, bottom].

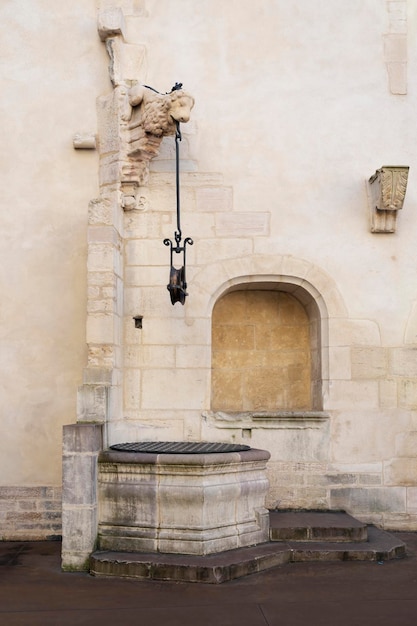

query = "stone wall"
[[0, 487, 62, 541], [2, 0, 417, 541]]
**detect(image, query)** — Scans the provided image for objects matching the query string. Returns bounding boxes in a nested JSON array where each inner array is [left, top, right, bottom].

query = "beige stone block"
[[407, 488, 417, 513], [196, 239, 253, 265], [123, 368, 141, 411], [383, 513, 417, 531], [107, 417, 185, 443], [86, 314, 116, 345], [326, 381, 379, 410], [404, 301, 417, 345], [105, 37, 146, 84], [141, 368, 208, 410], [142, 317, 211, 347], [212, 325, 255, 350], [88, 345, 116, 369], [379, 379, 398, 409], [385, 458, 417, 486], [395, 431, 417, 457], [196, 186, 233, 212], [328, 319, 381, 348], [351, 347, 388, 379], [256, 325, 309, 350], [87, 225, 120, 245], [213, 290, 308, 326], [88, 271, 117, 288], [97, 8, 126, 41], [390, 348, 417, 376], [61, 507, 98, 567], [88, 198, 114, 226], [175, 345, 210, 369], [215, 212, 270, 237], [358, 474, 382, 485], [211, 370, 243, 411], [125, 239, 168, 266], [328, 347, 351, 380], [77, 384, 108, 422], [144, 182, 193, 214], [87, 298, 116, 314], [150, 172, 224, 188], [191, 262, 231, 300], [99, 154, 120, 186], [150, 158, 197, 173], [329, 462, 383, 474], [330, 410, 409, 463], [330, 487, 406, 514], [87, 243, 120, 273], [125, 345, 176, 369], [96, 94, 121, 155], [182, 212, 216, 238], [399, 379, 417, 409], [221, 255, 283, 282], [267, 486, 328, 510], [124, 205, 169, 238]]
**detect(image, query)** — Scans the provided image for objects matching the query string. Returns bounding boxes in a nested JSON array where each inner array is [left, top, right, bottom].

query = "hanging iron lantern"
[[163, 102, 193, 305]]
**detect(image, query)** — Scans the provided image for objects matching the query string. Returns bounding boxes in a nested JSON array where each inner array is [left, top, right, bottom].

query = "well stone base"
[[97, 448, 270, 555]]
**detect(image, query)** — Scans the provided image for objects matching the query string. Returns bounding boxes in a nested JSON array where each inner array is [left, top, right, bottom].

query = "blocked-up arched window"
[[211, 288, 321, 412]]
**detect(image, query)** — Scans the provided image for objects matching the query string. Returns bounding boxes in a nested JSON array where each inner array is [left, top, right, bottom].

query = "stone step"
[[269, 510, 368, 543], [90, 524, 406, 584], [289, 526, 406, 562], [90, 542, 291, 584]]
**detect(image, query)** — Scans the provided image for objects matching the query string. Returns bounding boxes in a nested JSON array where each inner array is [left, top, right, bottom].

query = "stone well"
[[97, 443, 270, 556]]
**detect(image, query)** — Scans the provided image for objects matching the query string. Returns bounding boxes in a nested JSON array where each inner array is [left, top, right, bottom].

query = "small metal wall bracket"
[[368, 165, 409, 233], [133, 315, 143, 329]]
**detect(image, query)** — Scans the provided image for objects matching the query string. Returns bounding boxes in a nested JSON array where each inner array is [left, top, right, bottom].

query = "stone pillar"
[[61, 423, 103, 571]]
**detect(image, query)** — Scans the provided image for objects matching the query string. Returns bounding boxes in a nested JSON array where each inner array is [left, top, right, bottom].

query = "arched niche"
[[211, 281, 323, 412]]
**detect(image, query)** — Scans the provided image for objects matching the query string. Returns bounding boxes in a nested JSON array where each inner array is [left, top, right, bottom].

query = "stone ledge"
[[203, 410, 330, 429]]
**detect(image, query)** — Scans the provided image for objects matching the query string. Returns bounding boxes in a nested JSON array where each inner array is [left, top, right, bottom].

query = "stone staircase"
[[90, 510, 406, 584]]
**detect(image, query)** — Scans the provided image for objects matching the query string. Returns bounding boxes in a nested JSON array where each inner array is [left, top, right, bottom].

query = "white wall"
[[0, 0, 108, 484]]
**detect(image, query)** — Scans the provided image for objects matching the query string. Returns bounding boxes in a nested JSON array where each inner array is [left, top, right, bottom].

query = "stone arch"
[[188, 254, 348, 409]]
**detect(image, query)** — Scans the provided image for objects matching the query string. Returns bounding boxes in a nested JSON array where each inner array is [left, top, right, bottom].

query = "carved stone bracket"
[[368, 166, 409, 233], [97, 9, 194, 207], [121, 84, 195, 196]]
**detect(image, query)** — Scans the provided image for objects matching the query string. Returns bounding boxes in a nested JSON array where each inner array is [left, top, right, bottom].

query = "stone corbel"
[[121, 83, 195, 194], [368, 166, 409, 233], [96, 9, 194, 206]]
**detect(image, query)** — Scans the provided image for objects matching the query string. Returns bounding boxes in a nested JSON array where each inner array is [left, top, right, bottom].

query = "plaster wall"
[[0, 0, 108, 492]]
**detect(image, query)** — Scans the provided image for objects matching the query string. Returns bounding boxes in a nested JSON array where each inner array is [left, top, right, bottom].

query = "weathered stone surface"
[[330, 487, 406, 514], [385, 458, 417, 486], [97, 448, 270, 555], [61, 424, 104, 571]]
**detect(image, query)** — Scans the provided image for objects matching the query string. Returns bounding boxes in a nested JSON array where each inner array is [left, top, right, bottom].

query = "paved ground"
[[1, 533, 417, 625]]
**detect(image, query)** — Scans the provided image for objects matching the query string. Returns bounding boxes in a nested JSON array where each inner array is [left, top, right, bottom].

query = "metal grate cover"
[[109, 441, 251, 454]]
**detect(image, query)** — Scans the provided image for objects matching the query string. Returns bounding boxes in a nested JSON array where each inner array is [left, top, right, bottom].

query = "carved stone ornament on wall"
[[95, 8, 195, 209], [121, 84, 195, 201], [368, 165, 409, 233]]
